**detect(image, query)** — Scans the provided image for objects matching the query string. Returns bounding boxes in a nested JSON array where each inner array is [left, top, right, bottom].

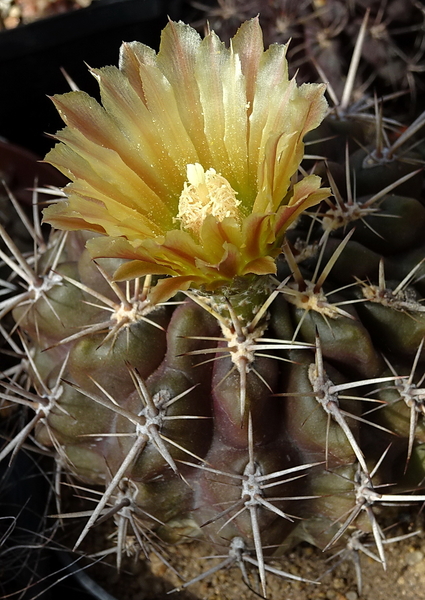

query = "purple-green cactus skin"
[[2, 10, 425, 599]]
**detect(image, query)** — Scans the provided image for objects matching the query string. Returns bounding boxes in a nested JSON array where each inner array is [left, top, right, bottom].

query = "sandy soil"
[[78, 512, 425, 600]]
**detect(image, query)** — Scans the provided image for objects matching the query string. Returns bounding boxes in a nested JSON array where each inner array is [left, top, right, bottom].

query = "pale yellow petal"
[[118, 40, 157, 102], [242, 213, 276, 258], [271, 133, 305, 208], [43, 200, 107, 234], [156, 20, 212, 167], [199, 215, 244, 263], [252, 131, 294, 214], [44, 192, 160, 239], [274, 175, 331, 235], [49, 93, 174, 226], [90, 65, 183, 200], [222, 46, 250, 196], [86, 236, 161, 262], [194, 31, 231, 175], [297, 83, 329, 137], [138, 62, 200, 174], [231, 17, 264, 116], [45, 142, 150, 214], [248, 43, 290, 187], [45, 146, 162, 236], [148, 276, 194, 304], [242, 255, 277, 276]]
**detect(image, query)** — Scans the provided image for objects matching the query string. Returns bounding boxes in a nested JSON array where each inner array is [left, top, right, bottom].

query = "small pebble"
[[405, 550, 424, 566], [333, 578, 345, 589], [346, 592, 358, 600]]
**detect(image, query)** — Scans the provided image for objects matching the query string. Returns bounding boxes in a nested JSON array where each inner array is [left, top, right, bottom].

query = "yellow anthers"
[[177, 163, 241, 236]]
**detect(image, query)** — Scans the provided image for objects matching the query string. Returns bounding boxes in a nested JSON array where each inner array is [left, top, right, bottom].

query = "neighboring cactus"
[[2, 12, 425, 600], [192, 0, 425, 107]]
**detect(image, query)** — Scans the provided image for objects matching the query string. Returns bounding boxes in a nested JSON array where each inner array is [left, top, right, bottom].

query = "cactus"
[[2, 11, 425, 600], [192, 0, 425, 108]]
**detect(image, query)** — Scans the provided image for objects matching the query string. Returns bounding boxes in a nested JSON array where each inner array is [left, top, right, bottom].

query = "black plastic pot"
[[59, 554, 119, 600], [0, 0, 183, 155], [0, 447, 103, 600]]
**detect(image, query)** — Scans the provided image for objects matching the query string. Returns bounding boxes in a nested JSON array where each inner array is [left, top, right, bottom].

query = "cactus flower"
[[43, 17, 330, 303]]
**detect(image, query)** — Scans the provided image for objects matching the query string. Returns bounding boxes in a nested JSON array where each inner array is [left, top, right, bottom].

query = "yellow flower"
[[43, 17, 330, 303]]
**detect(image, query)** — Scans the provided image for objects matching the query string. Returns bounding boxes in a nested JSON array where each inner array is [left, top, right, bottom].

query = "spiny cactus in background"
[[191, 0, 425, 107], [2, 12, 425, 600]]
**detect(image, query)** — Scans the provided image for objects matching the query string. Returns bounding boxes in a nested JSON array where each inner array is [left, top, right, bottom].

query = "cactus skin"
[[2, 13, 425, 600]]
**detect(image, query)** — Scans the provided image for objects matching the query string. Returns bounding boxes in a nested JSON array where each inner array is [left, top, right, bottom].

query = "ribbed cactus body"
[[2, 13, 425, 598], [10, 120, 425, 560]]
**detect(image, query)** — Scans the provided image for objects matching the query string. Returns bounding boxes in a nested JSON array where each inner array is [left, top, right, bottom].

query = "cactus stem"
[[80, 373, 206, 466], [184, 292, 312, 419], [48, 270, 165, 351], [320, 160, 421, 238], [58, 478, 167, 571], [180, 416, 322, 596], [325, 528, 421, 596], [73, 435, 148, 550], [324, 448, 425, 569], [281, 232, 356, 331], [184, 291, 229, 328], [92, 478, 158, 571], [307, 333, 398, 455], [0, 187, 68, 328], [309, 333, 367, 475], [382, 339, 425, 468], [0, 350, 68, 463], [359, 258, 425, 312], [183, 300, 254, 423], [323, 466, 386, 561]]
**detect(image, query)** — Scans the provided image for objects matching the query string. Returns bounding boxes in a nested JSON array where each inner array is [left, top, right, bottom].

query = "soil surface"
[[74, 512, 425, 600]]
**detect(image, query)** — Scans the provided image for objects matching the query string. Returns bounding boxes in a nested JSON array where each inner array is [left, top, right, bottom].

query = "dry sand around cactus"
[[78, 512, 425, 600]]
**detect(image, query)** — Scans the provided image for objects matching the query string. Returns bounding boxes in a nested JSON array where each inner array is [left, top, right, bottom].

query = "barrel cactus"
[[2, 13, 425, 599]]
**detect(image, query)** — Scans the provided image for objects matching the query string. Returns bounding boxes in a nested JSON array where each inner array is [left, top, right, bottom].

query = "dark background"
[[0, 0, 195, 156]]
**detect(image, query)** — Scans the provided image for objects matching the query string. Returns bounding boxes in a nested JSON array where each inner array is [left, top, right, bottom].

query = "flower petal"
[[43, 19, 329, 302], [46, 92, 174, 229], [148, 276, 195, 304], [138, 62, 200, 174], [242, 255, 277, 276], [90, 65, 183, 200], [231, 18, 264, 115], [274, 175, 332, 237], [156, 21, 212, 167]]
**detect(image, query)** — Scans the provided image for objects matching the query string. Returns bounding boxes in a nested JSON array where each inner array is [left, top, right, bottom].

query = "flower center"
[[177, 163, 240, 236]]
